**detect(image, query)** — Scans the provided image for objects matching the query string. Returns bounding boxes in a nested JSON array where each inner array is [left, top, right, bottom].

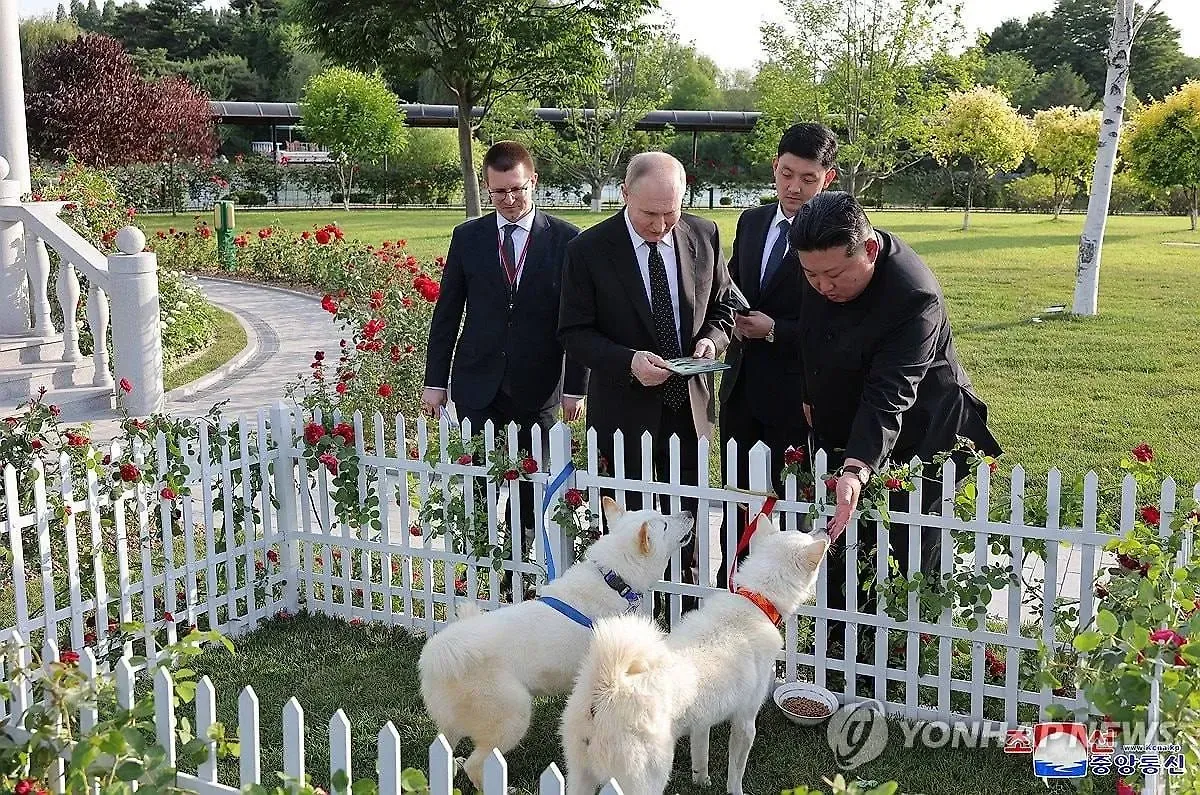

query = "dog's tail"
[[561, 615, 675, 786]]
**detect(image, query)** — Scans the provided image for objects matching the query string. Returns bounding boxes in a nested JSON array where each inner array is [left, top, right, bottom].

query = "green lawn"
[[142, 208, 1200, 484], [187, 613, 1093, 795], [163, 306, 247, 392]]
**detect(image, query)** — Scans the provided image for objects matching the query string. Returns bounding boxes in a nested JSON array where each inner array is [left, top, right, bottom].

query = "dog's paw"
[[692, 771, 711, 786]]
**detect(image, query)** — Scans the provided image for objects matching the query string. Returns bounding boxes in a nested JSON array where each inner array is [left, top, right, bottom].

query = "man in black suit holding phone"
[[715, 123, 839, 587], [422, 141, 587, 546]]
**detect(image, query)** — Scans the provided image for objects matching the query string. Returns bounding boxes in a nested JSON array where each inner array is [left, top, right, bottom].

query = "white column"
[[108, 226, 163, 416], [0, 0, 30, 194], [0, 156, 30, 334]]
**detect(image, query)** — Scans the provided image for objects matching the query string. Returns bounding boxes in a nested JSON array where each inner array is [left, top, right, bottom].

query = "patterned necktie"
[[646, 242, 687, 409], [761, 218, 790, 288], [501, 223, 519, 288]]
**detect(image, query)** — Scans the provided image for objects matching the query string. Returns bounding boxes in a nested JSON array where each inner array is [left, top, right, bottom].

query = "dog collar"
[[735, 587, 782, 626], [598, 565, 643, 612]]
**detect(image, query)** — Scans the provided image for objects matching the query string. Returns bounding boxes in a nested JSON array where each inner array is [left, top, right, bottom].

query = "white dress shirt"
[[623, 209, 682, 348], [497, 206, 536, 287], [759, 204, 793, 286]]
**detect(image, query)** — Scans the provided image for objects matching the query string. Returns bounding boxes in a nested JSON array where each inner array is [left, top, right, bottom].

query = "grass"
[[186, 613, 1097, 795], [163, 306, 247, 392], [140, 208, 1200, 486]]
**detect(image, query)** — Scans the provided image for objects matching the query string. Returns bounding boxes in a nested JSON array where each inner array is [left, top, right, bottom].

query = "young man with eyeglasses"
[[423, 141, 588, 551]]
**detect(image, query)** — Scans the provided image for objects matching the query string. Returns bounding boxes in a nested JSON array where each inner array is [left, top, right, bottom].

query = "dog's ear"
[[800, 535, 830, 568], [601, 496, 623, 527], [755, 514, 780, 534], [638, 522, 652, 556]]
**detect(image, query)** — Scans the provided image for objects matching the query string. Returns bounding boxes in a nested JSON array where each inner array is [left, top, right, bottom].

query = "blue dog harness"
[[537, 566, 643, 630]]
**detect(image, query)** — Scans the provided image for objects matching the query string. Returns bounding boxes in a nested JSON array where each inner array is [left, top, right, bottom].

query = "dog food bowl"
[[773, 681, 838, 726]]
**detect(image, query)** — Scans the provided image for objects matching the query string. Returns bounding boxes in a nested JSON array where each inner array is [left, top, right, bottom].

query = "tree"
[[300, 67, 409, 211], [930, 87, 1030, 230], [665, 45, 722, 110], [985, 0, 1193, 105], [25, 34, 216, 166], [977, 51, 1043, 112], [18, 14, 82, 78], [1032, 106, 1101, 218], [1125, 81, 1200, 230], [754, 0, 966, 197], [291, 0, 655, 218], [1072, 0, 1163, 316], [1031, 64, 1097, 110]]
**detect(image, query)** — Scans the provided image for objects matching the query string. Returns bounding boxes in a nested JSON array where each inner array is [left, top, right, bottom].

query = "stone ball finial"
[[115, 226, 147, 255], [0, 157, 9, 181]]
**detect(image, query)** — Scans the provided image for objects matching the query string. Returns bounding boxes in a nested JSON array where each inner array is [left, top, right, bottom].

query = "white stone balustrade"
[[0, 155, 163, 416]]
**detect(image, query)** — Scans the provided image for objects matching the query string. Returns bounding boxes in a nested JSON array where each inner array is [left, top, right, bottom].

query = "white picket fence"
[[0, 632, 626, 795], [0, 402, 1193, 792]]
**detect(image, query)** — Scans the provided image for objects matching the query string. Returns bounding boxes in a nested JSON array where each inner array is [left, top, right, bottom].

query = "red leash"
[[726, 495, 777, 592]]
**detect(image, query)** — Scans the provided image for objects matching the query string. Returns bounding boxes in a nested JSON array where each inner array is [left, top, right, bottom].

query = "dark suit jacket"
[[558, 211, 735, 441], [718, 203, 807, 425], [424, 209, 587, 414], [799, 229, 1001, 471]]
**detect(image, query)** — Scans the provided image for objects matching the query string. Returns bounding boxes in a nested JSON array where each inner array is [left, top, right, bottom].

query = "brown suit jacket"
[[558, 210, 735, 442]]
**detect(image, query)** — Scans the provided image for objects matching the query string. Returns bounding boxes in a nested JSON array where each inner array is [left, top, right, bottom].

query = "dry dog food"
[[782, 696, 832, 719]]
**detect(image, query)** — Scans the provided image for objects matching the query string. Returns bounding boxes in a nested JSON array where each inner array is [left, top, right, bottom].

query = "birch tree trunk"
[[1072, 0, 1159, 316]]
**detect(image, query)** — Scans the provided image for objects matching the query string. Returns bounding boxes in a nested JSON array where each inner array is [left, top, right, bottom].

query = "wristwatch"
[[841, 465, 870, 485], [765, 321, 776, 343]]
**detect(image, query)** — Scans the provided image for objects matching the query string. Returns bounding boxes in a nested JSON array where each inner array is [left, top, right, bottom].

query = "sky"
[[15, 0, 1200, 74]]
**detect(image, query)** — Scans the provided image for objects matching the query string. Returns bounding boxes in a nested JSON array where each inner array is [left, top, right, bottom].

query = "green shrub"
[[1005, 173, 1057, 212]]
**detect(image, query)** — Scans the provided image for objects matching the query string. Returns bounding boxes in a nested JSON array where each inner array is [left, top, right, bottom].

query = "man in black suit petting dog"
[[716, 123, 839, 588]]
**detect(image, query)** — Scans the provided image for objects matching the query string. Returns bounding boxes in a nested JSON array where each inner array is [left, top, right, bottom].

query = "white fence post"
[[428, 735, 453, 794], [108, 226, 163, 414], [377, 722, 402, 795], [282, 697, 305, 783], [239, 685, 262, 788], [272, 402, 302, 614], [154, 667, 176, 764], [538, 763, 565, 795], [482, 748, 507, 793], [195, 676, 217, 782], [546, 422, 574, 574], [330, 709, 352, 793]]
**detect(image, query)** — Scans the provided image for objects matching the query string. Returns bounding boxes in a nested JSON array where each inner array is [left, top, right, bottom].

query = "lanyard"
[[497, 225, 534, 289]]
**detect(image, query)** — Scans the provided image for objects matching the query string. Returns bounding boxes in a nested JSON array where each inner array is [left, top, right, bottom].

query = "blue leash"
[[538, 595, 593, 629], [540, 461, 577, 581]]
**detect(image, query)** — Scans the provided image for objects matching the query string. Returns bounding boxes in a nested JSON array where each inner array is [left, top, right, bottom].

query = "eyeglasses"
[[486, 181, 532, 200]]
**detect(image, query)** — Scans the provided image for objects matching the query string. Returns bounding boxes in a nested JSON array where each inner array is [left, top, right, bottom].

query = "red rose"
[[503, 469, 519, 481], [1149, 628, 1185, 647], [565, 488, 584, 508], [454, 578, 467, 595], [49, 404, 61, 416], [15, 779, 38, 795], [163, 611, 174, 622], [520, 457, 538, 474], [378, 383, 393, 398], [1131, 443, 1154, 463], [304, 423, 325, 445], [314, 350, 325, 362], [119, 378, 133, 395], [349, 617, 364, 626], [301, 231, 311, 240], [1116, 779, 1136, 795], [275, 609, 293, 620], [335, 382, 347, 394], [84, 632, 96, 645], [409, 523, 422, 537], [363, 318, 386, 338], [31, 439, 42, 450], [267, 549, 279, 563], [369, 290, 384, 310], [60, 650, 80, 665], [885, 477, 903, 490], [315, 229, 332, 244], [1139, 505, 1161, 526], [824, 477, 838, 491], [408, 446, 419, 459], [319, 452, 339, 475], [1095, 583, 1109, 598], [457, 454, 474, 465], [160, 486, 176, 501], [321, 294, 338, 313], [119, 462, 140, 482], [783, 446, 805, 465]]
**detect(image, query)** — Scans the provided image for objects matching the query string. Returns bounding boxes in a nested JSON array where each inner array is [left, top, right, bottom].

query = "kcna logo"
[[1005, 721, 1184, 781]]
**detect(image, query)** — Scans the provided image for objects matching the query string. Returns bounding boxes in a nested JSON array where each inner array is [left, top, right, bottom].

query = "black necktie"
[[761, 218, 790, 288], [501, 223, 518, 289], [647, 242, 687, 409]]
